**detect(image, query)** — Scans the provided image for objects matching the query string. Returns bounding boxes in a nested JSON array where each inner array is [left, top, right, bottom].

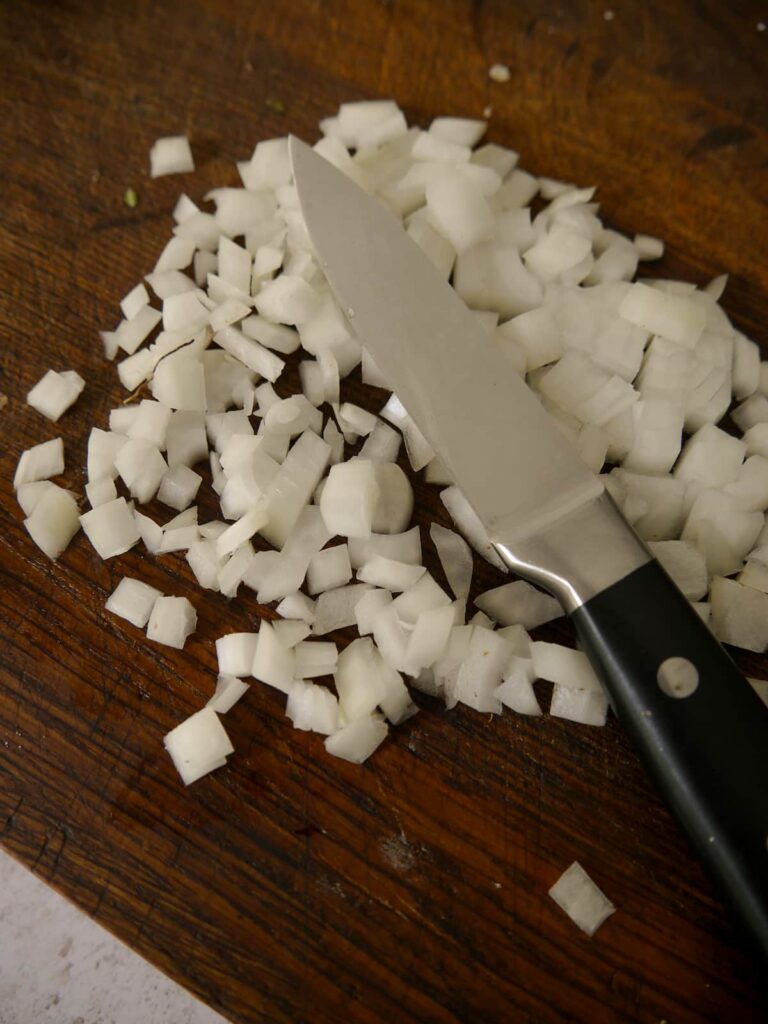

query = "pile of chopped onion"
[[13, 103, 768, 787]]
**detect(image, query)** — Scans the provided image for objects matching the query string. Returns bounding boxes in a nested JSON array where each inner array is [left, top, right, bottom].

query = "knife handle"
[[570, 559, 768, 957]]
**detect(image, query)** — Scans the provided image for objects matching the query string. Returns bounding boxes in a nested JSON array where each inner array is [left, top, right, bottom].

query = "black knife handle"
[[570, 559, 768, 957]]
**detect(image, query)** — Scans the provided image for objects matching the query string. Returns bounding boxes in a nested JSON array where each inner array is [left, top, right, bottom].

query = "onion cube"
[[548, 862, 615, 936], [120, 282, 150, 319], [216, 632, 259, 677], [371, 463, 413, 534], [14, 437, 65, 489], [335, 637, 388, 720], [649, 541, 708, 601], [207, 674, 250, 714], [17, 480, 57, 516], [476, 581, 561, 629], [163, 707, 233, 786], [150, 135, 194, 178], [23, 484, 80, 560], [261, 430, 331, 548], [392, 572, 451, 623], [454, 242, 542, 319], [157, 464, 202, 511], [312, 583, 372, 635], [126, 399, 173, 448], [682, 490, 762, 577], [320, 459, 380, 539], [531, 641, 602, 692], [426, 175, 495, 253], [26, 369, 85, 421], [441, 485, 507, 570], [324, 714, 388, 764], [186, 540, 222, 590], [407, 604, 455, 672], [252, 620, 295, 692], [732, 332, 761, 400], [86, 429, 126, 482], [80, 497, 140, 559], [105, 577, 162, 628], [287, 681, 340, 734], [354, 588, 393, 636], [495, 668, 542, 716], [293, 640, 338, 679], [271, 619, 311, 648], [216, 504, 269, 558], [151, 351, 207, 411], [619, 281, 705, 348], [358, 555, 425, 592], [307, 544, 352, 595], [634, 234, 664, 260], [710, 576, 768, 652], [430, 524, 473, 600], [275, 592, 317, 624], [523, 228, 592, 281], [550, 684, 608, 726], [674, 424, 745, 489], [114, 438, 168, 504], [376, 656, 417, 724], [254, 274, 320, 326], [147, 596, 197, 649], [348, 527, 422, 570]]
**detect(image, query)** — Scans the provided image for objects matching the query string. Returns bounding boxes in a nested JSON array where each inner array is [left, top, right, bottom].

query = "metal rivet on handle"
[[657, 657, 699, 699]]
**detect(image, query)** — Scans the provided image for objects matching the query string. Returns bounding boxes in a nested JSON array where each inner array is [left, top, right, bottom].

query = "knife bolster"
[[493, 492, 649, 613]]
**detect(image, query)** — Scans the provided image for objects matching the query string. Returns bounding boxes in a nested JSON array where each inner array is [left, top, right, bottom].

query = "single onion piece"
[[440, 485, 507, 570], [80, 497, 141, 560], [150, 136, 195, 178], [105, 577, 162, 628], [324, 714, 388, 764], [293, 640, 338, 678], [392, 572, 451, 624], [164, 707, 233, 786], [319, 459, 380, 539], [307, 544, 352, 595], [371, 462, 413, 534], [531, 641, 603, 692], [335, 637, 388, 720], [476, 581, 562, 629], [550, 684, 608, 727], [287, 681, 340, 734], [207, 674, 250, 714], [548, 862, 616, 937], [17, 480, 59, 517], [358, 555, 425, 591], [14, 437, 65, 490], [26, 369, 85, 422], [216, 632, 259, 677], [252, 620, 295, 692], [429, 523, 473, 600], [24, 484, 80, 560], [146, 595, 197, 649], [348, 527, 422, 570], [276, 592, 317, 624], [495, 668, 542, 716]]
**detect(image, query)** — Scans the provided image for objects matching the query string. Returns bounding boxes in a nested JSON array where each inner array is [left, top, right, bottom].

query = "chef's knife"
[[290, 136, 768, 955]]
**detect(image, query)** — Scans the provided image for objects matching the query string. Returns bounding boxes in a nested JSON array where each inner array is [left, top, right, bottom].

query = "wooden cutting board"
[[1, 1, 767, 1021]]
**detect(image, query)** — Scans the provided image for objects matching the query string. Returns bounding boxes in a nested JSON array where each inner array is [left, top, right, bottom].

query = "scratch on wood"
[[1, 794, 24, 836]]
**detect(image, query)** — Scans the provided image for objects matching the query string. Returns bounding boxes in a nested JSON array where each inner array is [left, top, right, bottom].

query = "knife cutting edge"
[[290, 135, 768, 957]]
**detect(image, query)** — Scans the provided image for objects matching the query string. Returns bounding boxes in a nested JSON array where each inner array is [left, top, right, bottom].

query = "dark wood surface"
[[1, 1, 767, 1021]]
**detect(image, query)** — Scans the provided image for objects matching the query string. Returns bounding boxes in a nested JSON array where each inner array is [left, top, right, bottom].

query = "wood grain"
[[1, 1, 767, 1021]]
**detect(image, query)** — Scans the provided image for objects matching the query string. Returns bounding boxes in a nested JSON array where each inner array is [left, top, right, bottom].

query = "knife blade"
[[290, 135, 768, 957]]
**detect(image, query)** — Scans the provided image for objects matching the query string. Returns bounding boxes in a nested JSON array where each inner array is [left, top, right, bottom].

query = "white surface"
[[0, 848, 227, 1024]]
